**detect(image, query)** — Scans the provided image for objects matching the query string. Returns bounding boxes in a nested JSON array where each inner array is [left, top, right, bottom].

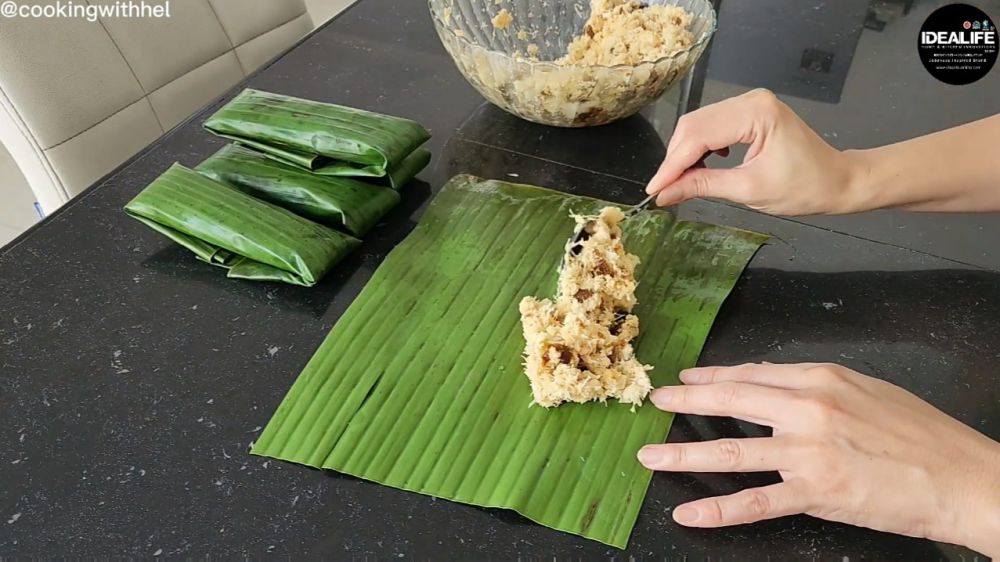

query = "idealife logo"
[[918, 3, 998, 85], [921, 28, 996, 45]]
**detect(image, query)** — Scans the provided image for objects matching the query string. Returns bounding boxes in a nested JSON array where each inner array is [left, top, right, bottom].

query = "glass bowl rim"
[[427, 0, 718, 72]]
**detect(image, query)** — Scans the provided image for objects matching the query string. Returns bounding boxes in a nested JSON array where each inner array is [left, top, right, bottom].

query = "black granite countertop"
[[1, 0, 998, 558]]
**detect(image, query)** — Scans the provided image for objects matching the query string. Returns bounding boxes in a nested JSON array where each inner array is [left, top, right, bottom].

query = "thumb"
[[654, 167, 750, 207]]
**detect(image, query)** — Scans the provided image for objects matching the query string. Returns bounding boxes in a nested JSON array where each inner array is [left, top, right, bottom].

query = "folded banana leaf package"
[[203, 89, 431, 188], [252, 175, 767, 547], [124, 164, 360, 287], [196, 144, 401, 237]]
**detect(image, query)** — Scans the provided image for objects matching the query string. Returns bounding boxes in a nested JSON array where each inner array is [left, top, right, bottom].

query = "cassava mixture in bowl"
[[429, 0, 717, 126]]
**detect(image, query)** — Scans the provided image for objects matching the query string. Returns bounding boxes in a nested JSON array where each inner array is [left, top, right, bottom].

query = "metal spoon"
[[562, 148, 715, 263]]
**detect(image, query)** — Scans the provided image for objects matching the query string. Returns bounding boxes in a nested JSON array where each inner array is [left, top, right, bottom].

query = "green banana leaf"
[[251, 175, 767, 547], [124, 164, 361, 287], [195, 144, 401, 237], [383, 148, 432, 189], [203, 89, 431, 188]]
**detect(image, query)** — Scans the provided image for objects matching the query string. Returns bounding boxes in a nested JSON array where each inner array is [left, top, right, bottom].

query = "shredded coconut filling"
[[519, 207, 652, 408]]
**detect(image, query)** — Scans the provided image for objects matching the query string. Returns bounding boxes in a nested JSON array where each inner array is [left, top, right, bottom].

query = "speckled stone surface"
[[1, 0, 998, 558]]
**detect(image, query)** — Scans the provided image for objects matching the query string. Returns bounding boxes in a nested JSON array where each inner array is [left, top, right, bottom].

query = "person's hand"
[[645, 89, 866, 216], [637, 362, 1000, 556]]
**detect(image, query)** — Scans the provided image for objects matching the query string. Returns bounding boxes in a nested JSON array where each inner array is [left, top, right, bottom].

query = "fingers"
[[653, 167, 751, 207], [672, 483, 807, 527], [680, 363, 856, 391], [680, 363, 821, 389], [638, 436, 797, 472], [646, 90, 770, 197], [649, 381, 805, 426]]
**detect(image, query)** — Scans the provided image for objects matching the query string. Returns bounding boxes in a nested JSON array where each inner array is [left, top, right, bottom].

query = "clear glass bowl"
[[429, 0, 717, 127]]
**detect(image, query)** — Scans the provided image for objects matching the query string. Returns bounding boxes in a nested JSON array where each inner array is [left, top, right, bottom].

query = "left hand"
[[637, 362, 1000, 556]]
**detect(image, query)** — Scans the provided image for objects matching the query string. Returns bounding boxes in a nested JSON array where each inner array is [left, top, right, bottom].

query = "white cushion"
[[0, 0, 312, 213]]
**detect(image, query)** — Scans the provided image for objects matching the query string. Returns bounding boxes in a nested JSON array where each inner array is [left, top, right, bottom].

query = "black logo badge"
[[918, 3, 997, 85]]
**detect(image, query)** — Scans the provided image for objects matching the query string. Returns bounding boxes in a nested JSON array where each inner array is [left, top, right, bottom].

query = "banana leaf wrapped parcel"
[[196, 144, 401, 237], [124, 164, 360, 287], [203, 89, 431, 188]]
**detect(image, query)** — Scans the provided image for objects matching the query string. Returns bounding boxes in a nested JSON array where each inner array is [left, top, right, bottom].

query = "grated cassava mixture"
[[492, 0, 695, 65], [558, 0, 695, 66], [519, 207, 652, 408], [473, 0, 699, 125], [491, 8, 514, 30]]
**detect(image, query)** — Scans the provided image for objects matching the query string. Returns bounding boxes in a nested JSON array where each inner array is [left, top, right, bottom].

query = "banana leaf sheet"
[[252, 175, 767, 547], [124, 164, 360, 287], [196, 144, 401, 237], [203, 89, 431, 188]]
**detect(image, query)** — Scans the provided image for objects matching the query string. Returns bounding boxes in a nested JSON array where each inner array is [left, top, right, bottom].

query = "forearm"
[[843, 114, 1000, 213]]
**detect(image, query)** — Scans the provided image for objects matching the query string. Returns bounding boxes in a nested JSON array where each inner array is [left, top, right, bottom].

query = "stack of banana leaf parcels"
[[124, 89, 431, 286]]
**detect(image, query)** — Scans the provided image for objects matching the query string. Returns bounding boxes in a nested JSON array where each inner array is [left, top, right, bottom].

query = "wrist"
[[839, 148, 887, 214], [945, 440, 1000, 556]]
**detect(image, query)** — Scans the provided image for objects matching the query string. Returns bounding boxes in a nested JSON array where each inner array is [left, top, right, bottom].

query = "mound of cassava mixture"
[[557, 0, 695, 66], [492, 0, 695, 66], [518, 207, 652, 408]]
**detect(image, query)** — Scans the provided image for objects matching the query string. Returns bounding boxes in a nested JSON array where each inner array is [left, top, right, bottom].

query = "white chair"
[[0, 0, 313, 214]]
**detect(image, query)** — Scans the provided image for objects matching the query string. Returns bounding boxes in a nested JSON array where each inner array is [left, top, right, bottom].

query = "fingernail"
[[679, 369, 702, 383], [673, 505, 700, 524], [637, 446, 660, 466], [650, 387, 675, 406], [655, 189, 680, 207], [645, 183, 657, 194]]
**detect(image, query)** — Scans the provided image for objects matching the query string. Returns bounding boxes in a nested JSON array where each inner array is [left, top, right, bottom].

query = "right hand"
[[646, 89, 866, 216], [638, 363, 1000, 557]]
